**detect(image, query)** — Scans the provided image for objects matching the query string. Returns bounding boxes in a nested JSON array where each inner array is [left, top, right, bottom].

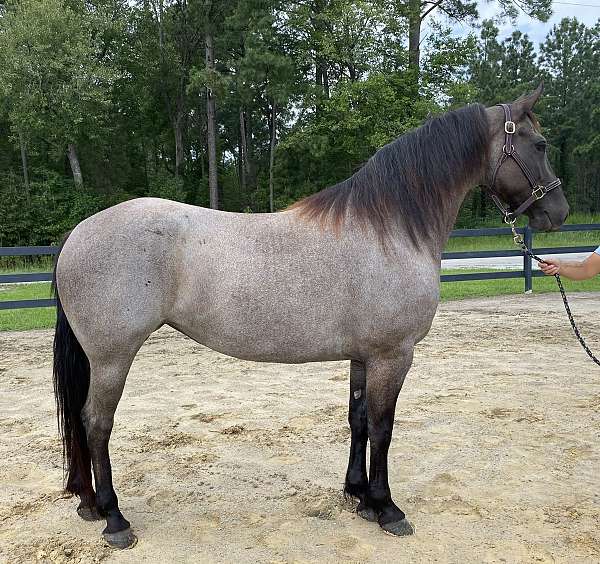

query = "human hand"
[[538, 257, 560, 276]]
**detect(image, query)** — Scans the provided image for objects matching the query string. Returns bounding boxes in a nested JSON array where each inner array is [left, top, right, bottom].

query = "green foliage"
[[275, 72, 437, 206], [0, 0, 115, 155], [147, 171, 186, 202], [0, 168, 104, 245], [0, 1, 597, 244]]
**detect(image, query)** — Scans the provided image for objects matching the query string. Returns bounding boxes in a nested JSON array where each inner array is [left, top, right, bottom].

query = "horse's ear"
[[512, 82, 544, 119]]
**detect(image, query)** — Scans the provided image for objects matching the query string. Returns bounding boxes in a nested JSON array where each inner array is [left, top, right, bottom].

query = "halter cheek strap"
[[488, 103, 562, 224]]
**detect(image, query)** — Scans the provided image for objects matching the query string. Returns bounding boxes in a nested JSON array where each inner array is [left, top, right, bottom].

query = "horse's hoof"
[[357, 505, 377, 522], [77, 505, 103, 521], [103, 528, 137, 549], [381, 518, 414, 537]]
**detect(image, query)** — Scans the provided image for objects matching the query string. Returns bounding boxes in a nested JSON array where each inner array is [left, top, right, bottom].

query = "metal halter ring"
[[503, 213, 516, 225], [504, 121, 516, 134], [532, 185, 547, 200]]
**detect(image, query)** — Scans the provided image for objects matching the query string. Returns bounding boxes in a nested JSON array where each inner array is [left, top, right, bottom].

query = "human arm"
[[538, 250, 600, 281]]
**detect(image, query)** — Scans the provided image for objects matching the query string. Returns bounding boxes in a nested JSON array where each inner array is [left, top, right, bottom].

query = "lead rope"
[[508, 221, 600, 367]]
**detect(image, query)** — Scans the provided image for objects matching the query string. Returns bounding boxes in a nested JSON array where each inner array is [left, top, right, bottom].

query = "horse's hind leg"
[[82, 355, 137, 549], [344, 361, 369, 505], [75, 464, 102, 521], [361, 349, 415, 536]]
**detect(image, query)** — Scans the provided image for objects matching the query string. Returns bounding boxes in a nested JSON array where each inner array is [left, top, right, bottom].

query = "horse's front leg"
[[344, 360, 368, 502], [362, 350, 415, 536]]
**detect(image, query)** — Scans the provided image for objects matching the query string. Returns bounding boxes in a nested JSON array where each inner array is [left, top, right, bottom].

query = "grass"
[[0, 282, 55, 331], [440, 268, 600, 300], [2, 271, 600, 331], [445, 229, 600, 252], [0, 255, 54, 274]]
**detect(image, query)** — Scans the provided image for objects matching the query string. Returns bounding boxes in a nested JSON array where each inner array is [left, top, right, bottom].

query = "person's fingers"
[[539, 263, 559, 276]]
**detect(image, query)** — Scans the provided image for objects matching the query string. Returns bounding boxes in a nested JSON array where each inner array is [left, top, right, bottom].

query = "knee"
[[368, 424, 392, 445], [82, 411, 114, 437]]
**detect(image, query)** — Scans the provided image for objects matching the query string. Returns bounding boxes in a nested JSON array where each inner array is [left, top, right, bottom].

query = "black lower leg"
[[67, 431, 102, 521], [89, 429, 136, 548], [344, 360, 368, 501], [366, 417, 405, 526], [361, 355, 414, 536], [77, 488, 102, 521]]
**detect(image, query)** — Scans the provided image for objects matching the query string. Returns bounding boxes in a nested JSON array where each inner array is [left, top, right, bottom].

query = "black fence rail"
[[440, 224, 600, 291], [0, 246, 57, 310], [1, 224, 599, 310]]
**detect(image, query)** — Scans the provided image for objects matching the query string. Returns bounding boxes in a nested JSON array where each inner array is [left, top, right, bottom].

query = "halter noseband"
[[488, 103, 562, 224]]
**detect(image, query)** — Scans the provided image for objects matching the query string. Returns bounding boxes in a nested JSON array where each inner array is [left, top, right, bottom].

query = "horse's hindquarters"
[[55, 202, 181, 360]]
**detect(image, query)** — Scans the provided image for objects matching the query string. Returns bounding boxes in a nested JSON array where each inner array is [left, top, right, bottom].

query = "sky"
[[449, 0, 600, 46]]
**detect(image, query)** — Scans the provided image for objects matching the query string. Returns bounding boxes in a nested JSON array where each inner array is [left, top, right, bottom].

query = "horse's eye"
[[535, 141, 547, 153]]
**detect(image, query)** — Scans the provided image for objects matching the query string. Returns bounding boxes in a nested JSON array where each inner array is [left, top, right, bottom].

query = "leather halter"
[[488, 103, 562, 224]]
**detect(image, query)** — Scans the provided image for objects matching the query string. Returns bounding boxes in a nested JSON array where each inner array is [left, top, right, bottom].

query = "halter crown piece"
[[489, 103, 562, 225]]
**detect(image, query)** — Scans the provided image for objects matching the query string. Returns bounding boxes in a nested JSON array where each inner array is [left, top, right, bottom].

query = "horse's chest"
[[355, 267, 440, 344]]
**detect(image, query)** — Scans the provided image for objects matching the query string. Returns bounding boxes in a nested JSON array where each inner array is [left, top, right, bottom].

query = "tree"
[[205, 5, 219, 209], [404, 0, 552, 85], [0, 0, 115, 188], [540, 18, 600, 211]]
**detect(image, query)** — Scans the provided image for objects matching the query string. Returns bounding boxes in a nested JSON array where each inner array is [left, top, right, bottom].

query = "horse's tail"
[[52, 232, 92, 495]]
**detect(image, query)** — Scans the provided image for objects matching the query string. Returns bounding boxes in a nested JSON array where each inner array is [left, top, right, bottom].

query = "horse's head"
[[486, 84, 569, 231]]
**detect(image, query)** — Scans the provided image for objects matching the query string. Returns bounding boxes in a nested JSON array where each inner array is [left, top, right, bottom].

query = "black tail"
[[52, 233, 92, 495]]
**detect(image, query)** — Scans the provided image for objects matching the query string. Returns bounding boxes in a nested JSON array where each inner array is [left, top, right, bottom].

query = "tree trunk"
[[238, 109, 247, 203], [269, 100, 277, 213], [205, 26, 218, 210], [408, 0, 422, 80], [174, 111, 185, 177], [316, 59, 330, 98], [348, 63, 357, 81], [18, 130, 30, 203], [242, 112, 257, 190], [322, 64, 330, 98], [67, 143, 83, 189]]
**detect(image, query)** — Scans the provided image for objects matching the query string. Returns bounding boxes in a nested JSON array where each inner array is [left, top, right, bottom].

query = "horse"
[[52, 84, 569, 549]]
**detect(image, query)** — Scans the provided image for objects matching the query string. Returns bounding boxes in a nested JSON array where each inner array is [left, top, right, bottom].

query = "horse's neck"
[[425, 180, 478, 259]]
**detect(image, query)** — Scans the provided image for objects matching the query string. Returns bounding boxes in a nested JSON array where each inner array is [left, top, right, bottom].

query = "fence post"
[[524, 225, 533, 293]]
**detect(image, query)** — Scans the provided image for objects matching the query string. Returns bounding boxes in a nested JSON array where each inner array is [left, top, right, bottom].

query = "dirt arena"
[[1, 293, 599, 563]]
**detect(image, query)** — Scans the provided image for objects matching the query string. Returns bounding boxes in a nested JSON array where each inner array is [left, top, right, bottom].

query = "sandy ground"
[[1, 293, 599, 564]]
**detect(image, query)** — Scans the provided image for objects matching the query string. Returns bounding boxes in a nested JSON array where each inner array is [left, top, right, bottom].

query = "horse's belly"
[[171, 307, 351, 364], [170, 286, 438, 364]]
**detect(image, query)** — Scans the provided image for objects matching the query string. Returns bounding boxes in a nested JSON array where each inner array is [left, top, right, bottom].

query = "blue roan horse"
[[52, 86, 568, 548]]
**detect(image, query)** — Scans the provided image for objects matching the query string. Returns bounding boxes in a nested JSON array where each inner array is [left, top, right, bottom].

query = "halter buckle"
[[532, 185, 547, 200], [504, 121, 516, 134]]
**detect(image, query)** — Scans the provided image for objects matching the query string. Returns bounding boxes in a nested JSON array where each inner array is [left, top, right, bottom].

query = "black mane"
[[291, 103, 491, 247]]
